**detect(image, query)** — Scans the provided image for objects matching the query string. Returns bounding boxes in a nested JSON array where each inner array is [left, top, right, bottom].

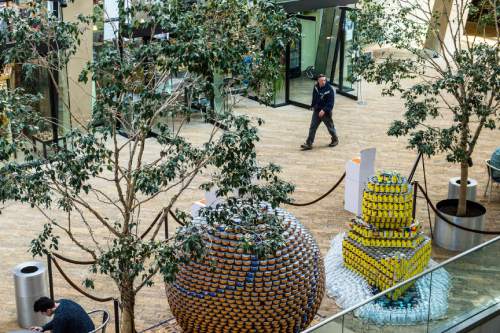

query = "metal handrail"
[[88, 309, 110, 333], [486, 159, 500, 173], [302, 234, 500, 332]]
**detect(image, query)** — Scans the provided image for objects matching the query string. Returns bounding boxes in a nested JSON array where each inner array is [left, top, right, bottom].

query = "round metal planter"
[[166, 207, 325, 333], [434, 199, 486, 252], [447, 177, 477, 201], [13, 261, 50, 328]]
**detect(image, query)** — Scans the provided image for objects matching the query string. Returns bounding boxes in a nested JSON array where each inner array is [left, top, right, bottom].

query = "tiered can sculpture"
[[166, 207, 325, 333], [343, 171, 431, 300]]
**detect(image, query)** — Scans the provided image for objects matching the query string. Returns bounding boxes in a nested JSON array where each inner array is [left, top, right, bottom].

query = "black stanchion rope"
[[140, 209, 164, 239], [51, 256, 114, 302], [169, 209, 186, 226], [52, 252, 96, 265], [416, 182, 500, 235], [138, 317, 176, 333], [286, 172, 346, 207]]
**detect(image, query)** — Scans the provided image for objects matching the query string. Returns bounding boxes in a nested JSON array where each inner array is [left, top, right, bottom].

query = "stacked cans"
[[343, 171, 432, 300], [166, 207, 325, 333]]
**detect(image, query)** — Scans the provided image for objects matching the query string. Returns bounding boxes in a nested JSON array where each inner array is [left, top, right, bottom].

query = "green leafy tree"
[[353, 0, 499, 216], [0, 1, 298, 332]]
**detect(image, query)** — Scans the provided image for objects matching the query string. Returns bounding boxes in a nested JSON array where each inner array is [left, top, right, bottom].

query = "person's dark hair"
[[34, 297, 55, 313], [317, 74, 326, 80]]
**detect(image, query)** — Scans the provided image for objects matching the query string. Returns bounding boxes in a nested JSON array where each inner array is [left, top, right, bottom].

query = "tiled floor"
[[1, 81, 499, 332]]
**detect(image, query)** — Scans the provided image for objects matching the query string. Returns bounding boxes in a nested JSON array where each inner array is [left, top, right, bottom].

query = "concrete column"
[[62, 0, 93, 128], [424, 0, 468, 54]]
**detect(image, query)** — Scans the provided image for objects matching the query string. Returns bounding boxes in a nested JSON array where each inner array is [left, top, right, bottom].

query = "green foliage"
[[353, 0, 499, 164], [83, 278, 95, 290], [0, 0, 80, 69], [197, 113, 294, 258], [0, 88, 42, 159], [0, 1, 298, 330], [468, 0, 500, 29], [387, 44, 499, 164], [29, 223, 59, 256], [353, 0, 498, 214]]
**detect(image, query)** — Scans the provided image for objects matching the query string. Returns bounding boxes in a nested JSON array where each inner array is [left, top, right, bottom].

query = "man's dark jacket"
[[41, 299, 95, 333], [311, 82, 335, 114]]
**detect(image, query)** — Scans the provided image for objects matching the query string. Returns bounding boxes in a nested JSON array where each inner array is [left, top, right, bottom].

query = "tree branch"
[[35, 205, 97, 259]]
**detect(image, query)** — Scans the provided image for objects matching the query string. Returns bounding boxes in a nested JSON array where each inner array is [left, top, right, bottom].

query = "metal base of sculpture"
[[326, 233, 450, 325]]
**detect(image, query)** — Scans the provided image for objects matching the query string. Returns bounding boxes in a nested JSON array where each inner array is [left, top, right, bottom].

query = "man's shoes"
[[300, 143, 313, 150], [329, 136, 339, 147]]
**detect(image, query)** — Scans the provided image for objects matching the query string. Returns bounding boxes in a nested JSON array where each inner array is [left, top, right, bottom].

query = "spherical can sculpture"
[[166, 207, 325, 333]]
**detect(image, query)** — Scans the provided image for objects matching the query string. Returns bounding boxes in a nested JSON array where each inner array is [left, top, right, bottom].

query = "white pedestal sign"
[[191, 188, 224, 218], [344, 148, 376, 216]]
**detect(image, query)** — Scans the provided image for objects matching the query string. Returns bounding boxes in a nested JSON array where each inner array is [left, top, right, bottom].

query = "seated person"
[[491, 147, 500, 180], [30, 297, 95, 333]]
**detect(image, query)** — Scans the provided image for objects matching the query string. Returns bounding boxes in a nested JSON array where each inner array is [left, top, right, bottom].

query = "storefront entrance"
[[281, 1, 358, 108]]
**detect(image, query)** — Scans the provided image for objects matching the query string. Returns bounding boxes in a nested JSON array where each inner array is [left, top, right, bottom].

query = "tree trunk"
[[457, 161, 468, 217], [120, 279, 136, 333]]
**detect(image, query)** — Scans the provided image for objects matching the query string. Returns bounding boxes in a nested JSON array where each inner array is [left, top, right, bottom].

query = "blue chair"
[[485, 159, 500, 202]]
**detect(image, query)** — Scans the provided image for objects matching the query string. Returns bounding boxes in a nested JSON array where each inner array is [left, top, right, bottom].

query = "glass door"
[[328, 8, 342, 87], [340, 9, 356, 95], [288, 15, 318, 107], [329, 7, 358, 100], [284, 6, 359, 107]]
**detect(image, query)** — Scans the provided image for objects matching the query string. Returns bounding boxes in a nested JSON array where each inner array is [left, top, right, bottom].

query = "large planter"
[[166, 208, 325, 333], [447, 177, 477, 201], [434, 199, 486, 252]]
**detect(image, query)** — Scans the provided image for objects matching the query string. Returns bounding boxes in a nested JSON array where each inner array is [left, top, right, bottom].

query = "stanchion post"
[[413, 181, 418, 219], [421, 156, 434, 239], [47, 254, 54, 300], [408, 152, 423, 183], [164, 213, 168, 240], [114, 298, 120, 333]]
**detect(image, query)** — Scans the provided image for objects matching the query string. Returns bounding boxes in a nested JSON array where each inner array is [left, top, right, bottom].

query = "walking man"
[[300, 74, 339, 150], [30, 297, 95, 333]]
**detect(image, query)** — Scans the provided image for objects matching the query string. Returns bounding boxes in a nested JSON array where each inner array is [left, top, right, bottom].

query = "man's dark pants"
[[306, 110, 337, 145]]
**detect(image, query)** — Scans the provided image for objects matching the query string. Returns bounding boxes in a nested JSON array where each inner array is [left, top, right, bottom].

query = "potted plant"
[[352, 0, 499, 250]]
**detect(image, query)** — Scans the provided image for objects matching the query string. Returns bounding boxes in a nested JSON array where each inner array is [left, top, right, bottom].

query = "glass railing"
[[304, 235, 500, 333]]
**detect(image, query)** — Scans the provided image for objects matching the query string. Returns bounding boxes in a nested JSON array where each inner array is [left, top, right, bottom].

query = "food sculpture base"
[[326, 233, 450, 325]]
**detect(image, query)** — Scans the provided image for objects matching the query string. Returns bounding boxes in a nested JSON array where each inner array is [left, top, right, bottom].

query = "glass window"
[[288, 13, 320, 107], [340, 9, 357, 97], [286, 6, 359, 105], [15, 66, 54, 141]]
